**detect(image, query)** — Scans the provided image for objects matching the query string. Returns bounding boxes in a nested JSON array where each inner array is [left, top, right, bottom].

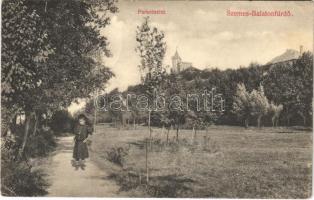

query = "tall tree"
[[135, 16, 167, 138], [263, 52, 313, 126], [2, 0, 117, 156], [232, 83, 251, 128], [250, 85, 269, 128], [1, 0, 50, 135], [269, 102, 283, 127], [135, 16, 166, 183]]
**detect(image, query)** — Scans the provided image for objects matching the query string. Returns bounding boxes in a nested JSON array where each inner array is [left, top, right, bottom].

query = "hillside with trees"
[[97, 51, 312, 128]]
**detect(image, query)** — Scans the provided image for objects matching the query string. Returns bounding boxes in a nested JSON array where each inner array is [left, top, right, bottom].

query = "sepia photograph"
[[1, 0, 313, 198]]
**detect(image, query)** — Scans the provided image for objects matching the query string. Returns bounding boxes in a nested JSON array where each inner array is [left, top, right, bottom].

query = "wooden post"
[[148, 110, 152, 149], [192, 125, 195, 141], [176, 124, 179, 142], [145, 138, 149, 184], [167, 129, 169, 145], [94, 90, 97, 134]]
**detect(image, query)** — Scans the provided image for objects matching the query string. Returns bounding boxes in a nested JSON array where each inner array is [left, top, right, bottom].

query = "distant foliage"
[[50, 110, 74, 135], [119, 52, 312, 128]]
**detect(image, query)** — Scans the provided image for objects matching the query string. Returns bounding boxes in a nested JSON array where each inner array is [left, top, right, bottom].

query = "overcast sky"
[[68, 1, 313, 113]]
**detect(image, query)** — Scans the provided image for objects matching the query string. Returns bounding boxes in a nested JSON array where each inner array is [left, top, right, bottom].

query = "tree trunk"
[[287, 115, 291, 126], [166, 129, 169, 144], [271, 116, 275, 127], [303, 116, 306, 126], [257, 115, 262, 128], [244, 118, 249, 128], [192, 125, 195, 141], [145, 138, 149, 184], [133, 118, 136, 130], [13, 114, 18, 126], [299, 112, 306, 126], [32, 113, 38, 136], [94, 98, 97, 133], [148, 110, 151, 149], [19, 112, 31, 158], [176, 124, 179, 141]]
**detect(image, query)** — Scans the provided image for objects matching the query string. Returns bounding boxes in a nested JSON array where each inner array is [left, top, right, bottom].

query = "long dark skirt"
[[73, 140, 89, 160]]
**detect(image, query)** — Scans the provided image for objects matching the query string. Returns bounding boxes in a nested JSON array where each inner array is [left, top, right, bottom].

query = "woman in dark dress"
[[73, 114, 93, 164]]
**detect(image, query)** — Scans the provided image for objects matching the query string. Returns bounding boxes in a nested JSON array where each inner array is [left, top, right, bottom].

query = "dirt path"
[[43, 136, 120, 197]]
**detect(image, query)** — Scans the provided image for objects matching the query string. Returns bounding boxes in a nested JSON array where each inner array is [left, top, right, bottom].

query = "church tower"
[[171, 50, 182, 73]]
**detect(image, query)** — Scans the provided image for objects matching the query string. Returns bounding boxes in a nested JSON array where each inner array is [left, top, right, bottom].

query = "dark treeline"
[[100, 52, 312, 128], [176, 52, 313, 127]]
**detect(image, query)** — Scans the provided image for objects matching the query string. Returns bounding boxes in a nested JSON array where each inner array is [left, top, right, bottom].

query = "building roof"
[[172, 50, 181, 60]]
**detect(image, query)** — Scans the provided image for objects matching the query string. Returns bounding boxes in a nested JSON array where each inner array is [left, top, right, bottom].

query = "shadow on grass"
[[105, 171, 195, 197], [127, 141, 145, 149], [102, 138, 221, 197]]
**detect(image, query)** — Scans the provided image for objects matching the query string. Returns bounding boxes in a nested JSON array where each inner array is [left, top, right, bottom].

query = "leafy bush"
[[10, 124, 57, 158], [1, 162, 48, 196], [1, 125, 57, 196], [1, 139, 48, 196], [24, 129, 56, 158], [106, 147, 129, 167]]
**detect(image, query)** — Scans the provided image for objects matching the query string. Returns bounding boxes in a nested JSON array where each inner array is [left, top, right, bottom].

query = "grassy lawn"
[[90, 125, 312, 198]]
